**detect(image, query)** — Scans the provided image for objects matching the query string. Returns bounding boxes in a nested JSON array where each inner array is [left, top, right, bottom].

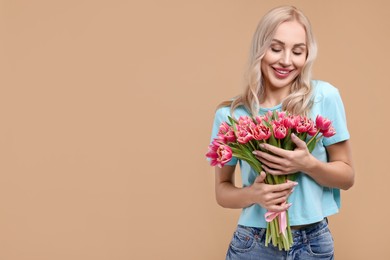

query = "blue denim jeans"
[[226, 219, 334, 260]]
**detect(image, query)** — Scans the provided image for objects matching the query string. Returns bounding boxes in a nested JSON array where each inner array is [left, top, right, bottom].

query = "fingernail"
[[287, 203, 293, 208], [290, 188, 295, 193], [260, 144, 265, 148], [252, 151, 257, 155], [293, 182, 298, 186]]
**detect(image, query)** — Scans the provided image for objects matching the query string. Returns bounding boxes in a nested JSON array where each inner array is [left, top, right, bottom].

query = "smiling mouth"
[[273, 68, 293, 78]]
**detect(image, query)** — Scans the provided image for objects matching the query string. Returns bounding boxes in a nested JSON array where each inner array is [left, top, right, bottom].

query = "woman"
[[208, 6, 354, 259]]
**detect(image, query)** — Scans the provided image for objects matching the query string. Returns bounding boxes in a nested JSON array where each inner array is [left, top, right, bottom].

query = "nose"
[[280, 51, 292, 66]]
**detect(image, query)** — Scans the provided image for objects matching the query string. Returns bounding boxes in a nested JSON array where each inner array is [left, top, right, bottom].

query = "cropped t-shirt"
[[209, 80, 350, 228]]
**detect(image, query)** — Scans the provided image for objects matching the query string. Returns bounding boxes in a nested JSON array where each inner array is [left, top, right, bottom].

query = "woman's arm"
[[215, 165, 297, 212], [305, 140, 354, 190], [253, 134, 355, 190]]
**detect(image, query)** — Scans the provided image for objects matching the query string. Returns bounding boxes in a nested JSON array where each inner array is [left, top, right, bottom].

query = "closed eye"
[[271, 47, 282, 53]]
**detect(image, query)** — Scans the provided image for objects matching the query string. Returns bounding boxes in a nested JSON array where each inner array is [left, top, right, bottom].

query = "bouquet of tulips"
[[206, 111, 335, 250]]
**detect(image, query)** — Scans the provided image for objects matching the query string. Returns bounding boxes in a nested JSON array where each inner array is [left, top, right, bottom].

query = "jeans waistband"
[[236, 218, 329, 243]]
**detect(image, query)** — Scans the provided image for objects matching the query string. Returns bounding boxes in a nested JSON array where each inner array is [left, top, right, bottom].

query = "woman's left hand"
[[253, 133, 314, 175]]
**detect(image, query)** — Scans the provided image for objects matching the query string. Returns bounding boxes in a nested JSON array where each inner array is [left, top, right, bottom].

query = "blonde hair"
[[219, 6, 317, 117]]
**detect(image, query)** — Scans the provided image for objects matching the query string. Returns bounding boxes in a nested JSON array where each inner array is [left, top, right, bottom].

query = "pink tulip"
[[307, 124, 318, 136], [277, 111, 287, 119], [206, 140, 219, 157], [218, 122, 230, 134], [295, 116, 314, 133], [205, 141, 233, 168], [267, 110, 273, 118], [218, 122, 236, 143], [283, 115, 299, 129], [316, 115, 332, 132], [237, 117, 256, 142], [255, 115, 267, 124], [321, 126, 336, 137], [237, 127, 253, 144], [238, 116, 254, 128], [252, 124, 271, 141], [273, 123, 287, 139], [222, 130, 236, 143]]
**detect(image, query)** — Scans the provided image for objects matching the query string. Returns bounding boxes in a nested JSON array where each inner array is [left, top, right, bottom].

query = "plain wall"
[[1, 0, 389, 259]]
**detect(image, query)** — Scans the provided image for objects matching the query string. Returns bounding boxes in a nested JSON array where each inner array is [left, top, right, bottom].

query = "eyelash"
[[271, 48, 303, 56]]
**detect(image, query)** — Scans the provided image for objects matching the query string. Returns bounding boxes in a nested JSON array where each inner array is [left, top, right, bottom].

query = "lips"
[[273, 67, 293, 79]]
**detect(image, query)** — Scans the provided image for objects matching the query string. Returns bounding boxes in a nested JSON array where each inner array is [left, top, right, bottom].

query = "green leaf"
[[287, 173, 298, 182], [297, 132, 306, 141], [227, 116, 237, 125], [307, 138, 317, 153], [273, 110, 278, 120], [230, 146, 263, 173], [262, 119, 271, 128], [283, 135, 294, 150], [269, 134, 278, 147]]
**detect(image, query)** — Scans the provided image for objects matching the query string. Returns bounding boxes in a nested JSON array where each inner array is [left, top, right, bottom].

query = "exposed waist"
[[237, 218, 329, 240], [291, 218, 327, 230]]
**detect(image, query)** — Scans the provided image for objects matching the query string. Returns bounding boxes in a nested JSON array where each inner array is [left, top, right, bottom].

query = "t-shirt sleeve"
[[208, 107, 238, 166], [320, 86, 350, 146]]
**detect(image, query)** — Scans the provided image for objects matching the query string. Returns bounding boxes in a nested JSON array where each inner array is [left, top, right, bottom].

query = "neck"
[[260, 86, 291, 108]]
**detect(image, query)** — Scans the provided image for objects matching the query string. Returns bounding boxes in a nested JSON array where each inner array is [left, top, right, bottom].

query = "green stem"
[[265, 173, 274, 185], [306, 129, 320, 146], [265, 222, 270, 247], [248, 140, 257, 152], [271, 220, 277, 247]]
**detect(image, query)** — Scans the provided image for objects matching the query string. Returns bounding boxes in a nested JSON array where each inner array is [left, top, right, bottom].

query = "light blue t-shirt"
[[209, 80, 350, 227]]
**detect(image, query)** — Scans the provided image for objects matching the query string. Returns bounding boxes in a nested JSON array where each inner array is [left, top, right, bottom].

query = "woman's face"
[[261, 20, 307, 91]]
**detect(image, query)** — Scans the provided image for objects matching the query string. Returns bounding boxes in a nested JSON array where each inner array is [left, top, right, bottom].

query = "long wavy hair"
[[219, 6, 318, 117]]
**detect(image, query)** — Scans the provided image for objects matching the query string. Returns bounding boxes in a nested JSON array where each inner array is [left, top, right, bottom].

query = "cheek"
[[261, 54, 277, 73], [260, 58, 270, 76], [294, 57, 306, 70], [262, 49, 281, 64]]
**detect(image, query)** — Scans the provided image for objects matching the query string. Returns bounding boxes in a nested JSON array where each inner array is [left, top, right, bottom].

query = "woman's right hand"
[[249, 171, 297, 212], [214, 165, 296, 211]]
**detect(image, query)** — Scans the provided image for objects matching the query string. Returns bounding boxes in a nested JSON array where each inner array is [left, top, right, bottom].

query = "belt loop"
[[258, 228, 266, 242], [302, 230, 308, 243]]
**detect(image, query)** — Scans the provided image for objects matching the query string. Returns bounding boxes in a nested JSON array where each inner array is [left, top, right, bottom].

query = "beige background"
[[0, 0, 389, 259]]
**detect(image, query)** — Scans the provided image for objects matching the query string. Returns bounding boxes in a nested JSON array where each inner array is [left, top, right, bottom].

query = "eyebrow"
[[272, 39, 306, 47]]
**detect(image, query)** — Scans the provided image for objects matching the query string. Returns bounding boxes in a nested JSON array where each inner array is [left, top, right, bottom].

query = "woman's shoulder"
[[214, 106, 231, 118], [214, 103, 249, 119], [311, 80, 340, 94], [311, 80, 341, 101]]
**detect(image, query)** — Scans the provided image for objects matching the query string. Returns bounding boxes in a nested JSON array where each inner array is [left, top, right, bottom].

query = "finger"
[[254, 171, 266, 183], [291, 133, 307, 149], [267, 203, 292, 213], [262, 164, 286, 176], [266, 187, 293, 202], [258, 157, 284, 171], [254, 150, 285, 165], [259, 143, 290, 158], [269, 194, 292, 206], [270, 181, 298, 192]]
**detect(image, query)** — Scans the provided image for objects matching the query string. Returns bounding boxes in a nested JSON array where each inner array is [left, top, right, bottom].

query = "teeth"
[[276, 70, 289, 74]]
